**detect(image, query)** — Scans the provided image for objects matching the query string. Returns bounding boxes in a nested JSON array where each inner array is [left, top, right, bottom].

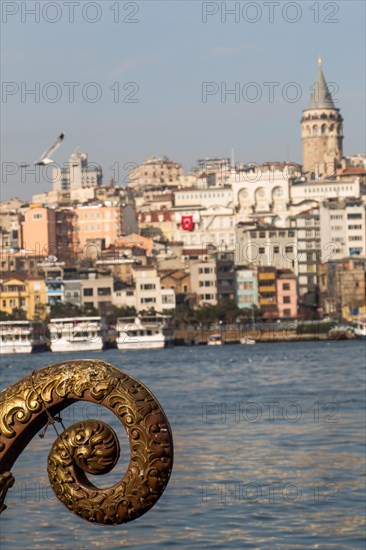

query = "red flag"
[[181, 215, 194, 231]]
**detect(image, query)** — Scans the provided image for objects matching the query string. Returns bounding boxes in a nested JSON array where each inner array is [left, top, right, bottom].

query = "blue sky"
[[1, 0, 365, 199]]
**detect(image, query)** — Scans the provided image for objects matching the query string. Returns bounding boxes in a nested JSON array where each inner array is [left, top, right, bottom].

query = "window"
[[126, 291, 134, 296], [347, 213, 362, 220], [283, 296, 291, 304], [274, 246, 280, 254], [83, 288, 93, 296], [283, 309, 291, 316], [141, 297, 156, 304], [98, 287, 111, 296], [238, 295, 254, 304], [282, 283, 290, 291], [285, 246, 293, 253], [33, 213, 43, 219], [259, 231, 266, 238], [140, 284, 156, 290], [288, 231, 295, 237], [259, 247, 265, 254], [349, 236, 362, 241], [348, 225, 362, 230], [2, 300, 6, 307]]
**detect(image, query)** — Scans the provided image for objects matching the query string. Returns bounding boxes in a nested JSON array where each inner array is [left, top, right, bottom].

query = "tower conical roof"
[[308, 57, 336, 109]]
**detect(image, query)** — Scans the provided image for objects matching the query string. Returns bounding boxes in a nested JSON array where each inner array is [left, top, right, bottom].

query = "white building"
[[174, 187, 233, 209], [230, 164, 295, 225], [320, 199, 366, 261], [190, 260, 217, 306], [290, 177, 360, 213], [235, 225, 298, 274], [289, 208, 321, 301], [132, 266, 175, 312], [52, 150, 102, 193], [173, 205, 236, 250]]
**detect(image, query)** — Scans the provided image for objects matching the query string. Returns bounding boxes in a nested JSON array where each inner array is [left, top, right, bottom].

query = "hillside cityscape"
[[1, 58, 365, 334]]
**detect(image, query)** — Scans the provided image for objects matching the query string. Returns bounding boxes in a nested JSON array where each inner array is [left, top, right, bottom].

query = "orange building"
[[72, 203, 123, 250], [21, 205, 57, 256]]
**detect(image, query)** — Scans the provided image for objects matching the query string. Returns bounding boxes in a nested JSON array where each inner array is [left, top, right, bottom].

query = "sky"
[[1, 0, 365, 200]]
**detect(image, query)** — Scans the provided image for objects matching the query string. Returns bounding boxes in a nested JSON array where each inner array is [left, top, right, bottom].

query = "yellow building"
[[258, 267, 277, 318], [0, 273, 47, 320]]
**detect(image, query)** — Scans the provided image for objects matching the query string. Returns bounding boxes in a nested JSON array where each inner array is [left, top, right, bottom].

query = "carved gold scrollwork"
[[0, 360, 174, 525]]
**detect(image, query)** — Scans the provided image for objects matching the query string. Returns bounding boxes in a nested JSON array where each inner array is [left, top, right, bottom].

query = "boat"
[[116, 315, 174, 350], [0, 321, 46, 354], [240, 337, 256, 345], [240, 308, 257, 345], [48, 317, 108, 352], [207, 333, 223, 346], [354, 319, 366, 339]]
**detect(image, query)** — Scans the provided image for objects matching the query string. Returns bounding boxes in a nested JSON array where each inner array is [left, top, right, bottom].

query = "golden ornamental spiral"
[[0, 359, 174, 525]]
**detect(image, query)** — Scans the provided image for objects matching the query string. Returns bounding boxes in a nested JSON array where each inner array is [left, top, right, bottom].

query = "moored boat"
[[48, 317, 108, 352], [116, 315, 174, 350], [207, 334, 223, 346], [240, 337, 256, 345], [354, 319, 366, 339], [0, 321, 46, 354]]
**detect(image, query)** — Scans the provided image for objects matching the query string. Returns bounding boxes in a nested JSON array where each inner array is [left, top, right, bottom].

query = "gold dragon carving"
[[0, 359, 174, 525]]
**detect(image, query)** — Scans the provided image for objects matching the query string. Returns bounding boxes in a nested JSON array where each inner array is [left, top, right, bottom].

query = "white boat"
[[207, 334, 223, 346], [116, 315, 174, 350], [0, 321, 46, 354], [354, 319, 366, 339], [48, 317, 108, 352], [240, 308, 257, 345], [240, 337, 256, 345]]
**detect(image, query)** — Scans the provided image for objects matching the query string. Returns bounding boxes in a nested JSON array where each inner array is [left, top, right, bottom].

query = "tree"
[[0, 308, 27, 321]]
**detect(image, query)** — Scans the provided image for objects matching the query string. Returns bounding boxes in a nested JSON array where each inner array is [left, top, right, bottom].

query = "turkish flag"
[[181, 215, 194, 231]]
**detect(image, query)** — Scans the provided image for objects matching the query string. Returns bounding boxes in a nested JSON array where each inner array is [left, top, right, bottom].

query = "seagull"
[[34, 133, 64, 165]]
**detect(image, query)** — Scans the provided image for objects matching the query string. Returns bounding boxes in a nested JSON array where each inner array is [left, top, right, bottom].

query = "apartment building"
[[235, 268, 259, 310], [21, 205, 57, 256], [128, 156, 184, 189], [320, 199, 366, 261], [319, 257, 366, 320], [0, 273, 47, 319], [289, 208, 320, 303], [235, 225, 298, 273], [257, 267, 277, 318], [132, 266, 175, 312], [276, 270, 298, 318], [190, 260, 217, 306], [52, 150, 102, 193]]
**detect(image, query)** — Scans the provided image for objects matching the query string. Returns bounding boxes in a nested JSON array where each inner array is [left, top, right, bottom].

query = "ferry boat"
[[207, 334, 223, 346], [0, 321, 46, 354], [48, 317, 108, 352], [354, 319, 366, 339], [116, 315, 174, 350]]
